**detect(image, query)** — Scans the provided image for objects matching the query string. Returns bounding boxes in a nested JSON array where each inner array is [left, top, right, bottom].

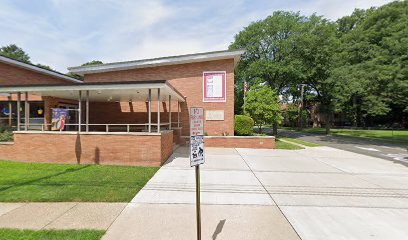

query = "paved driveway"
[[278, 129, 408, 164], [103, 146, 408, 240]]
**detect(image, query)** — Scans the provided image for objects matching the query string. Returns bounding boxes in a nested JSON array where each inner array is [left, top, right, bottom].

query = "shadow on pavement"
[[212, 219, 226, 240]]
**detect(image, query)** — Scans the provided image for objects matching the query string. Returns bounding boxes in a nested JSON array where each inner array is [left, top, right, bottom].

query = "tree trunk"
[[325, 112, 331, 135], [259, 124, 262, 134], [272, 123, 278, 136], [352, 95, 357, 127]]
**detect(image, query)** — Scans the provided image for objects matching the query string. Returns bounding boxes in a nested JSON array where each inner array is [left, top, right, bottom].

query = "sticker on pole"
[[190, 107, 204, 167], [190, 135, 204, 166]]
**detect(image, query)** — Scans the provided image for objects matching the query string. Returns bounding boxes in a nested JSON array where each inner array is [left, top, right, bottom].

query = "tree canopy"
[[334, 1, 408, 125], [36, 64, 54, 71], [0, 44, 31, 63], [231, 1, 408, 132], [244, 83, 282, 133], [81, 60, 103, 66], [0, 44, 57, 72]]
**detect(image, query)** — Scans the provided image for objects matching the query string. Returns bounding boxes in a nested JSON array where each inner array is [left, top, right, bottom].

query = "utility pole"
[[243, 81, 248, 115], [299, 84, 306, 129]]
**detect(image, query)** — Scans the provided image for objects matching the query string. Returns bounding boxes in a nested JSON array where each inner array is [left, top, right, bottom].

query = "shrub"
[[0, 131, 13, 142], [234, 115, 254, 136]]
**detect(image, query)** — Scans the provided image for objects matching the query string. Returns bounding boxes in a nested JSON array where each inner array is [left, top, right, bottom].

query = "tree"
[[282, 103, 308, 128], [229, 11, 307, 134], [232, 1, 408, 131], [36, 64, 54, 71], [70, 60, 103, 80], [231, 12, 344, 134], [244, 83, 282, 134], [0, 44, 31, 63], [81, 60, 103, 66], [296, 16, 342, 134], [65, 72, 83, 81], [333, 1, 408, 127]]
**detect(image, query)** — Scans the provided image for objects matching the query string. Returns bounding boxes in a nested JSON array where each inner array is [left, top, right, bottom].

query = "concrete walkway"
[[103, 146, 408, 240], [102, 147, 300, 240], [0, 202, 126, 230]]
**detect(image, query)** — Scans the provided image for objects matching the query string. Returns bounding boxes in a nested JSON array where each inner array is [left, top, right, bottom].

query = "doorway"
[[58, 103, 78, 131]]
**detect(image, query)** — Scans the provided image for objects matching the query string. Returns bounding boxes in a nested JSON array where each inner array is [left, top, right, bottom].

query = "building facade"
[[0, 50, 275, 166]]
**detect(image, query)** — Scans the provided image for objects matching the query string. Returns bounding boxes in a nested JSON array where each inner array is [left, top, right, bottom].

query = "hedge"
[[234, 115, 254, 136]]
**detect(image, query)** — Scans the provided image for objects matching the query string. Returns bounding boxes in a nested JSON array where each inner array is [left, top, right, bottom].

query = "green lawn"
[[275, 139, 304, 150], [0, 229, 105, 240], [285, 127, 408, 144], [280, 137, 320, 147], [0, 161, 159, 202]]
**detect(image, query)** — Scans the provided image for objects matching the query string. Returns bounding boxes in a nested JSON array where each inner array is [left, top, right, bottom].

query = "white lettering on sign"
[[190, 135, 205, 166], [190, 107, 204, 136], [206, 110, 224, 121]]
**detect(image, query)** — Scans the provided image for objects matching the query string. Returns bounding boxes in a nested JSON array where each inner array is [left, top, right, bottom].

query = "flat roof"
[[0, 55, 83, 83], [0, 81, 185, 102], [68, 49, 245, 76]]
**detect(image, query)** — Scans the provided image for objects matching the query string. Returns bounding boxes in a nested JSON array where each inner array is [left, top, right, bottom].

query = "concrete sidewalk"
[[0, 202, 126, 230], [103, 146, 408, 240], [102, 147, 301, 240]]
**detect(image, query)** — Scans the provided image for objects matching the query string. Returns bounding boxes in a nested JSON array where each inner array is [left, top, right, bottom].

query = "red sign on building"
[[203, 71, 226, 102]]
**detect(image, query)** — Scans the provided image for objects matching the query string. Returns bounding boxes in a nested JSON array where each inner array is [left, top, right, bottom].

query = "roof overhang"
[[0, 55, 83, 83], [68, 49, 245, 76], [0, 81, 185, 102]]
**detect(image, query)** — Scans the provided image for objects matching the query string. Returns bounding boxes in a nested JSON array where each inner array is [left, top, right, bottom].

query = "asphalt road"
[[276, 129, 408, 166]]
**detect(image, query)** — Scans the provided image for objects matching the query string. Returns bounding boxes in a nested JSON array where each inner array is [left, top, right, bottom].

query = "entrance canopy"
[[0, 80, 185, 102], [0, 80, 185, 133]]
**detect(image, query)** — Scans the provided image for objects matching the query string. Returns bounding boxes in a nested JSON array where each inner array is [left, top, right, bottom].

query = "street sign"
[[190, 107, 204, 136], [189, 107, 204, 240], [190, 107, 205, 166], [190, 135, 205, 167]]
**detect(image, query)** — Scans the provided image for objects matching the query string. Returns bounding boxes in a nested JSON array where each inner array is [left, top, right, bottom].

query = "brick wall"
[[83, 59, 235, 136], [88, 101, 180, 125], [0, 131, 174, 166], [0, 62, 74, 86], [204, 136, 275, 149], [172, 127, 182, 144], [161, 131, 173, 162], [0, 93, 42, 101]]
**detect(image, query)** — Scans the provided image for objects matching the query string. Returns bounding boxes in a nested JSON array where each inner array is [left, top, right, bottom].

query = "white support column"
[[157, 88, 160, 133], [168, 95, 172, 130], [78, 91, 82, 133], [8, 95, 12, 127], [24, 92, 29, 131], [177, 101, 180, 128], [148, 89, 151, 133], [86, 90, 89, 132], [17, 92, 21, 131]]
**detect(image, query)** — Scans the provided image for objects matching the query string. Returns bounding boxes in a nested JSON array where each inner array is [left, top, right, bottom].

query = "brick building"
[[0, 50, 275, 166]]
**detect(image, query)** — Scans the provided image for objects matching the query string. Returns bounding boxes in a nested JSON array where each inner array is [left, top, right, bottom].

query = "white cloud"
[[0, 0, 395, 73], [295, 0, 395, 20]]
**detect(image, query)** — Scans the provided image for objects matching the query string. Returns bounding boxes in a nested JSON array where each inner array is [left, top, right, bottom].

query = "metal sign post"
[[195, 164, 201, 240], [190, 107, 204, 240]]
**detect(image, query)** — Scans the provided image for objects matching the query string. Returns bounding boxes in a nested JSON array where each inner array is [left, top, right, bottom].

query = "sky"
[[0, 0, 395, 73]]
